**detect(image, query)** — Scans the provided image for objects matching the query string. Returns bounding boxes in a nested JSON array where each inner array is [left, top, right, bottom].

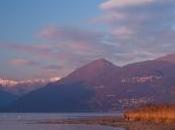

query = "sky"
[[0, 0, 175, 80]]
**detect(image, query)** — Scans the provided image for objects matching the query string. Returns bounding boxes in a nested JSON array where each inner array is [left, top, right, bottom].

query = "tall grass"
[[124, 105, 175, 123]]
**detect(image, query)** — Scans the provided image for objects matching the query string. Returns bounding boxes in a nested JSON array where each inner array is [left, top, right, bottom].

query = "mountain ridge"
[[3, 53, 175, 112], [0, 77, 60, 96]]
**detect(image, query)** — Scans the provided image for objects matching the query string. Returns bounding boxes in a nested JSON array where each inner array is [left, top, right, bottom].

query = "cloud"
[[0, 25, 118, 78], [37, 25, 59, 40], [100, 0, 154, 9], [44, 65, 63, 71], [37, 25, 102, 42], [8, 58, 38, 66], [0, 43, 54, 58], [37, 25, 118, 63], [36, 25, 117, 61], [95, 0, 175, 58]]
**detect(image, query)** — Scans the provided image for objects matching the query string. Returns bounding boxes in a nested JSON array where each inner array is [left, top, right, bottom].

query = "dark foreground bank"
[[36, 116, 175, 130]]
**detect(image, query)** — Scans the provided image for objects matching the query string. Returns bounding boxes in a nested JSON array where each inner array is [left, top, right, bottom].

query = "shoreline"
[[36, 116, 175, 130]]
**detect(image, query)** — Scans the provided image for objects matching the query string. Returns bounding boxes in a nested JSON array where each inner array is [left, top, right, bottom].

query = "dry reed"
[[124, 105, 175, 123]]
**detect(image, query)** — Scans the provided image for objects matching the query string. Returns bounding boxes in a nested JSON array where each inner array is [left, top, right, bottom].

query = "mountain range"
[[1, 54, 175, 112], [0, 77, 60, 96]]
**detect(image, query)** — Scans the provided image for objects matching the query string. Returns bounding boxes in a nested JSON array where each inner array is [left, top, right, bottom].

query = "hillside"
[[0, 87, 17, 108]]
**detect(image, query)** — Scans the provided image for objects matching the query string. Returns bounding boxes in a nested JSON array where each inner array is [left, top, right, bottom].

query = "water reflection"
[[0, 113, 124, 130]]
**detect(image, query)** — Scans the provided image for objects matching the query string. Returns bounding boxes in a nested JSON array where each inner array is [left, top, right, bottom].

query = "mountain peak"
[[91, 58, 109, 63], [64, 58, 120, 83], [78, 58, 119, 72], [87, 58, 114, 67]]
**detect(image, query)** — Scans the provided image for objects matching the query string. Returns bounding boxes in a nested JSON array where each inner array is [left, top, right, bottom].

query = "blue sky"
[[0, 0, 103, 42], [0, 0, 175, 80]]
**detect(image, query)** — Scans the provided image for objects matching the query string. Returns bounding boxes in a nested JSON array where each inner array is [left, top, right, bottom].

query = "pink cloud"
[[37, 25, 60, 40], [91, 12, 125, 24], [1, 43, 53, 58], [100, 0, 154, 10], [9, 59, 37, 66], [111, 26, 133, 38], [35, 25, 117, 60], [37, 25, 102, 42], [0, 28, 117, 74]]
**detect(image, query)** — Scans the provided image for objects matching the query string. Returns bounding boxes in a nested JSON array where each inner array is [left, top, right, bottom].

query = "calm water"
[[0, 113, 124, 130]]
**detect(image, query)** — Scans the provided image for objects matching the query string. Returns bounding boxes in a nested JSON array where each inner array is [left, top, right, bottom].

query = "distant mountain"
[[7, 83, 94, 112], [0, 77, 60, 96], [0, 87, 17, 108], [6, 54, 175, 112]]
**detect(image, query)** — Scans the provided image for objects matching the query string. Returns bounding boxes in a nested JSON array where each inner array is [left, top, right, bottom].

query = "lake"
[[0, 113, 124, 130]]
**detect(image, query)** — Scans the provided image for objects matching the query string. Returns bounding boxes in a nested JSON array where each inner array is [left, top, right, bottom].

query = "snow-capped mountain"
[[0, 77, 60, 95]]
